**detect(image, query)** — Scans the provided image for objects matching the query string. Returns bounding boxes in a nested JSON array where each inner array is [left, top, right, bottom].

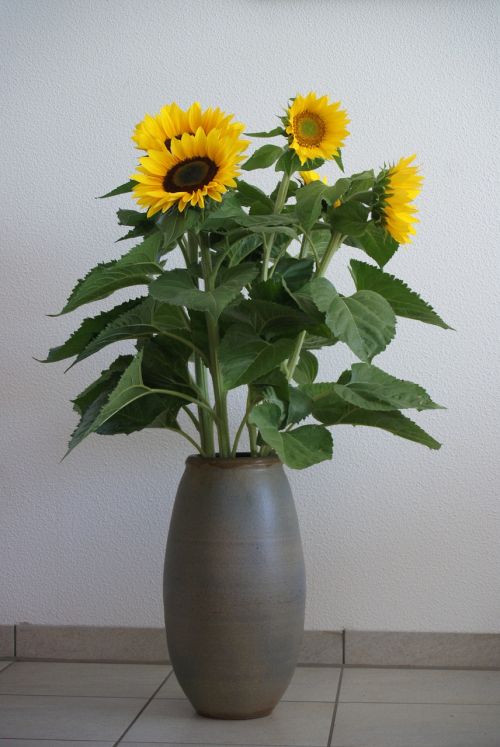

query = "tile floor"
[[0, 659, 499, 746]]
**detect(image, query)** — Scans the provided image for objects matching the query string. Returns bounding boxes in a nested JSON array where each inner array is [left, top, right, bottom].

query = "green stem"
[[286, 232, 344, 381], [298, 233, 308, 259], [194, 355, 214, 456], [164, 426, 203, 454], [231, 389, 254, 457], [200, 238, 231, 457], [316, 231, 344, 278], [248, 422, 258, 456], [286, 330, 306, 381], [261, 172, 291, 280], [182, 405, 200, 430]]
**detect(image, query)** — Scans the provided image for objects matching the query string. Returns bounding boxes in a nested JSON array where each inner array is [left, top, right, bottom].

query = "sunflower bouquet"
[[45, 92, 449, 469]]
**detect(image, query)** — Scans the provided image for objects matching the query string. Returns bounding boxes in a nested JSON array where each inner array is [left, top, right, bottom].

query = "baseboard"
[[2, 625, 499, 668]]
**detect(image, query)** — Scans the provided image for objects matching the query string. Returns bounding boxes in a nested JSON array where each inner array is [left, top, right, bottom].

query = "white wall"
[[1, 0, 499, 633]]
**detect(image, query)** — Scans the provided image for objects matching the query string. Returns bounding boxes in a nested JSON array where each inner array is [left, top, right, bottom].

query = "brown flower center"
[[163, 157, 218, 193], [294, 111, 325, 147]]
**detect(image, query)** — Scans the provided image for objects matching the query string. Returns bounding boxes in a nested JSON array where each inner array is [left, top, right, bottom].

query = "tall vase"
[[163, 454, 306, 719]]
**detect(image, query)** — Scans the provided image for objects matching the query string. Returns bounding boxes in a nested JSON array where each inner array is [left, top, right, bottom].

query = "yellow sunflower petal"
[[380, 155, 423, 244], [286, 91, 349, 165], [132, 126, 248, 215]]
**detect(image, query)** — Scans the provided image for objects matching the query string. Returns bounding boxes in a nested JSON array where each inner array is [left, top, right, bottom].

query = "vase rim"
[[186, 452, 281, 469]]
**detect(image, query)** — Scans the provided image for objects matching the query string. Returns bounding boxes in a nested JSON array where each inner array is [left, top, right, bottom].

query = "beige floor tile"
[[284, 667, 340, 702], [0, 662, 169, 698], [123, 698, 334, 745], [156, 666, 341, 703], [341, 667, 500, 704], [0, 695, 144, 740], [331, 702, 500, 747]]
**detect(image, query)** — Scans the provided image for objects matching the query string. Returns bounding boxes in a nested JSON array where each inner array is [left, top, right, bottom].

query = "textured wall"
[[1, 0, 499, 632]]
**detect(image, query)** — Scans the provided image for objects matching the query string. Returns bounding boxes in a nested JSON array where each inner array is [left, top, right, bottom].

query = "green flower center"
[[294, 111, 325, 146], [163, 157, 218, 193]]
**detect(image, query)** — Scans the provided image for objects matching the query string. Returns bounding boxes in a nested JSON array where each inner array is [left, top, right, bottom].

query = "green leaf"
[[67, 350, 193, 453], [323, 177, 351, 205], [74, 297, 189, 363], [330, 201, 370, 236], [232, 212, 299, 239], [299, 158, 326, 172], [287, 386, 313, 425], [223, 298, 315, 341], [68, 352, 190, 451], [347, 223, 398, 267], [73, 356, 133, 415], [42, 299, 142, 363], [293, 350, 318, 385], [149, 263, 258, 319], [236, 180, 273, 213], [219, 325, 295, 390], [115, 208, 158, 242], [157, 209, 200, 246], [58, 232, 164, 314], [98, 180, 137, 198], [334, 363, 442, 411], [228, 234, 263, 267], [246, 127, 286, 138], [333, 150, 344, 172], [275, 257, 314, 291], [339, 410, 441, 449], [140, 335, 193, 393], [295, 181, 328, 230], [201, 193, 247, 231], [274, 149, 300, 174], [303, 383, 441, 449], [309, 277, 396, 361], [342, 170, 375, 202], [350, 260, 451, 329], [249, 402, 333, 469], [242, 144, 283, 171], [117, 209, 147, 227]]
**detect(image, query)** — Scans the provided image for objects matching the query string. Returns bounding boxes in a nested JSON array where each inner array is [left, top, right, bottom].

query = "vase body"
[[163, 454, 306, 719]]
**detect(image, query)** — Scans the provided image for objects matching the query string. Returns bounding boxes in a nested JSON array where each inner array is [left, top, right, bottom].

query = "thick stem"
[[195, 354, 214, 456], [200, 239, 231, 457], [298, 234, 308, 259], [248, 422, 258, 456], [316, 232, 344, 278]]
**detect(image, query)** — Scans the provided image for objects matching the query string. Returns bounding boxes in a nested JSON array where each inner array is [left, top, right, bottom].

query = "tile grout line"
[[0, 661, 16, 675], [112, 667, 174, 746], [327, 665, 344, 747], [13, 624, 17, 658]]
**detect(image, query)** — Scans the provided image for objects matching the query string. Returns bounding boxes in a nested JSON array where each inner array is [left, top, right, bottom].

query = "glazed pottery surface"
[[163, 454, 306, 719]]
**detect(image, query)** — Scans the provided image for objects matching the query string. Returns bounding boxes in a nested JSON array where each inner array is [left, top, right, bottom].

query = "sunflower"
[[286, 92, 349, 165], [131, 127, 248, 216], [132, 101, 245, 152], [300, 170, 327, 185], [378, 155, 423, 244]]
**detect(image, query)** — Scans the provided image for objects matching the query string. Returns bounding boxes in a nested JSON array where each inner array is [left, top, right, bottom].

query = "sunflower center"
[[294, 111, 325, 147], [163, 157, 218, 193]]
